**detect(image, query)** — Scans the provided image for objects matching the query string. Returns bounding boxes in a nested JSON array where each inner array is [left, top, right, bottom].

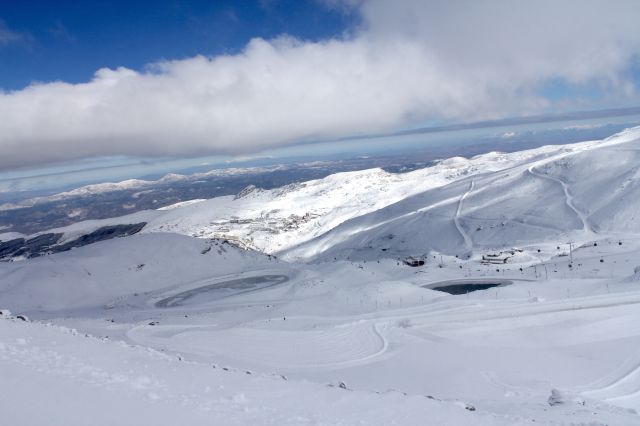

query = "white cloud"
[[0, 20, 27, 46], [1, 0, 640, 170]]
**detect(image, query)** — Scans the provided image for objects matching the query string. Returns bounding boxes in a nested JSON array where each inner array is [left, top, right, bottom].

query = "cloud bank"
[[1, 0, 640, 170]]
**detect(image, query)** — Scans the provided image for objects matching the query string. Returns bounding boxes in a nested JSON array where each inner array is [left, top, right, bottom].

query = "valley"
[[2, 127, 640, 424]]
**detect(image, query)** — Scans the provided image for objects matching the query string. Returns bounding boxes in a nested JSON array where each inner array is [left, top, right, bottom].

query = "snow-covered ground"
[[3, 128, 640, 424], [6, 127, 639, 257]]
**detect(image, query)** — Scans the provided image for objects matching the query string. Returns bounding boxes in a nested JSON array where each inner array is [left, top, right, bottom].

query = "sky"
[[0, 0, 355, 90], [1, 0, 640, 173]]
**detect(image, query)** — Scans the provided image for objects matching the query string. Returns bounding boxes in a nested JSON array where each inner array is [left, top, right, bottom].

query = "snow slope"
[[0, 233, 286, 313], [284, 127, 640, 261], [5, 127, 639, 261], [3, 128, 640, 424], [1, 316, 501, 426], [3, 230, 640, 424], [0, 130, 613, 253]]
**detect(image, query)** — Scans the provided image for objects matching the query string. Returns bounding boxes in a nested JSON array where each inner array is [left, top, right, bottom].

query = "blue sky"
[[0, 0, 354, 90], [1, 0, 640, 179]]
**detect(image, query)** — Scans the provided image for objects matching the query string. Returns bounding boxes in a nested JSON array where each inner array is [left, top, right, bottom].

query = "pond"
[[155, 274, 289, 308], [423, 279, 512, 295]]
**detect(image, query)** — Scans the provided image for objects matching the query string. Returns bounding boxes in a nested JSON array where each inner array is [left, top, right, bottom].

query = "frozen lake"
[[155, 274, 289, 308], [423, 278, 512, 295]]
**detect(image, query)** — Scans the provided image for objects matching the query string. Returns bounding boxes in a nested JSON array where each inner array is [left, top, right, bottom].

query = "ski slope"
[[6, 127, 639, 262], [285, 127, 640, 261], [3, 230, 640, 424], [3, 128, 640, 424]]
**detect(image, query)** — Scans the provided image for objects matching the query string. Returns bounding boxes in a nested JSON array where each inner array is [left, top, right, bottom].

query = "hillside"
[[3, 129, 640, 424], [7, 128, 640, 261], [284, 127, 640, 261]]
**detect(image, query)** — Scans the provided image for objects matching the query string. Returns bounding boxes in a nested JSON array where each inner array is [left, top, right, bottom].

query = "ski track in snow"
[[127, 320, 389, 369], [129, 282, 640, 375], [527, 165, 594, 235], [453, 179, 474, 254], [583, 357, 640, 407]]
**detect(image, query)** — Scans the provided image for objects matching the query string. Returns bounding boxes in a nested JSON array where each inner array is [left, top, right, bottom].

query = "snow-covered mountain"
[[3, 128, 640, 425], [286, 127, 640, 261], [0, 165, 288, 211], [5, 126, 639, 262]]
